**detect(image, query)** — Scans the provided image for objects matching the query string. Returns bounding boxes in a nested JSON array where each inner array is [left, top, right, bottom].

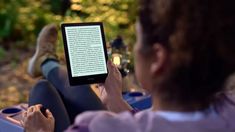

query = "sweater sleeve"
[[65, 111, 138, 132]]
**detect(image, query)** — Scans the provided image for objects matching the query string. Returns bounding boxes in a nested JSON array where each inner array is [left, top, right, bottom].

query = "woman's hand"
[[99, 61, 132, 113], [103, 61, 123, 99], [21, 104, 55, 132]]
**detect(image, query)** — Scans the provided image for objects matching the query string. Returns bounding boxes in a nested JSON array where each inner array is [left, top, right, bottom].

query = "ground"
[[0, 48, 37, 109], [0, 48, 141, 109], [0, 46, 68, 109]]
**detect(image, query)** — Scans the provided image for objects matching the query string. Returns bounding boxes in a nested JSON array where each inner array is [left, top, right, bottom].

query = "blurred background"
[[0, 0, 139, 109]]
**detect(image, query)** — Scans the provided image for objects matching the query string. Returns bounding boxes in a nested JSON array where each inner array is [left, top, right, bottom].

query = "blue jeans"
[[28, 66, 106, 132]]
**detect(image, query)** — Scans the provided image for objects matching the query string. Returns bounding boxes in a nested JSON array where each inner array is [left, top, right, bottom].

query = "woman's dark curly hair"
[[139, 0, 235, 108]]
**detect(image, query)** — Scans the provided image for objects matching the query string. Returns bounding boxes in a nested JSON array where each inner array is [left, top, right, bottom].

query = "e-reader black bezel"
[[61, 22, 108, 86]]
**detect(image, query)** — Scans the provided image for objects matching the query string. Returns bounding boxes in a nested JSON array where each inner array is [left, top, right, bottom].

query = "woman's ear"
[[150, 44, 168, 76]]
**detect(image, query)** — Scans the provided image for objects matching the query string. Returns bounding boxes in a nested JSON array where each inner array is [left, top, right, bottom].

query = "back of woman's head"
[[138, 0, 235, 107]]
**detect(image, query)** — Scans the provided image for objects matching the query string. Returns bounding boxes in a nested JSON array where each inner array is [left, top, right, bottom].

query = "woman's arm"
[[99, 61, 133, 113]]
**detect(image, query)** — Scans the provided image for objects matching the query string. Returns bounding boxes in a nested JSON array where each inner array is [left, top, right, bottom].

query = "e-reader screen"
[[61, 22, 108, 85]]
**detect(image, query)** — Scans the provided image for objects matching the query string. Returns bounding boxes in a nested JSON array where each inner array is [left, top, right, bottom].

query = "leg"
[[29, 80, 70, 132], [27, 24, 106, 123], [43, 63, 106, 122]]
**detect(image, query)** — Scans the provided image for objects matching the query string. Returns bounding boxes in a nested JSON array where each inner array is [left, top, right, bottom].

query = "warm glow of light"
[[71, 4, 82, 11], [112, 54, 122, 66], [130, 88, 136, 92], [71, 0, 82, 3]]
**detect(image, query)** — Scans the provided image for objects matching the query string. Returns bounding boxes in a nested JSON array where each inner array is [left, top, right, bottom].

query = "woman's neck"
[[151, 93, 210, 112]]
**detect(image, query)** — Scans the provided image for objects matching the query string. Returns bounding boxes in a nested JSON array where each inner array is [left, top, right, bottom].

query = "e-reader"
[[61, 22, 108, 85]]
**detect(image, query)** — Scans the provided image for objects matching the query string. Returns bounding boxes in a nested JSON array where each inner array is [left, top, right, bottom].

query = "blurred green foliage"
[[0, 47, 6, 60], [0, 0, 138, 108], [0, 0, 62, 49], [0, 0, 137, 51]]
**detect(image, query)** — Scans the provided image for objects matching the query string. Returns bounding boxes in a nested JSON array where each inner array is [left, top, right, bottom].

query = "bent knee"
[[30, 79, 55, 96]]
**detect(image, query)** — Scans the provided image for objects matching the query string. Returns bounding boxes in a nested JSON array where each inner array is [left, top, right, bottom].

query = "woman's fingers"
[[107, 61, 120, 77], [23, 111, 27, 118], [45, 109, 54, 120], [34, 104, 42, 111], [20, 120, 25, 127], [25, 104, 46, 121], [34, 104, 50, 119], [21, 111, 28, 127], [27, 105, 35, 113], [22, 105, 55, 132], [107, 61, 113, 72]]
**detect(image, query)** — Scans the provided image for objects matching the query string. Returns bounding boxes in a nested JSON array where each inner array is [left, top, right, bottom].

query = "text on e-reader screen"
[[65, 25, 107, 77]]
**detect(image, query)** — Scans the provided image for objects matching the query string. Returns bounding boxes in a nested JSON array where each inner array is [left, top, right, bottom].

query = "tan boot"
[[28, 24, 58, 77]]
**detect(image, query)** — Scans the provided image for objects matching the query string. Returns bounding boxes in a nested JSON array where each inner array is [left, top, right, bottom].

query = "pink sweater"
[[66, 94, 235, 132]]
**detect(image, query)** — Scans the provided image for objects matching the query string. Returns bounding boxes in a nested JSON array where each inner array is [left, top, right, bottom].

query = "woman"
[[23, 0, 235, 131]]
